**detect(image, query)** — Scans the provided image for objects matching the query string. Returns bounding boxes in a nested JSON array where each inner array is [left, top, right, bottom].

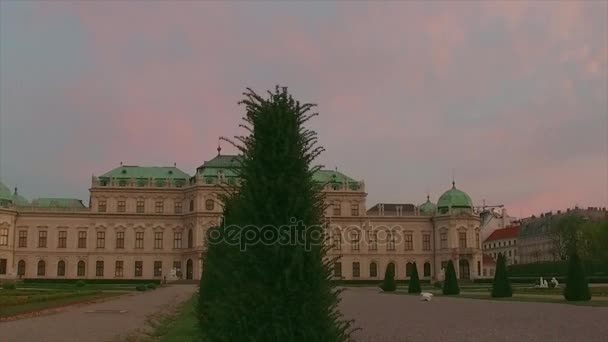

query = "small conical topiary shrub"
[[408, 263, 421, 294], [564, 252, 591, 301], [491, 253, 512, 298], [442, 260, 460, 295], [380, 263, 396, 292]]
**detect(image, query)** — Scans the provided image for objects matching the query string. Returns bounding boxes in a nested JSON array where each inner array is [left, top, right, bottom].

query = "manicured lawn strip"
[[384, 290, 608, 307], [0, 292, 124, 317], [149, 295, 199, 342]]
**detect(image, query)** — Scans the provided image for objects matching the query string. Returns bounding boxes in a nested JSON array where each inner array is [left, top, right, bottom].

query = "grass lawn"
[[133, 294, 199, 342], [0, 291, 124, 317], [384, 289, 608, 307]]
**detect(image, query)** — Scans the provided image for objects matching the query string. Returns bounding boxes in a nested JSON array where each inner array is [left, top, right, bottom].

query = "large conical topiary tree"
[[408, 263, 421, 294], [442, 260, 460, 295], [380, 263, 396, 292], [491, 253, 512, 298], [198, 86, 352, 341], [564, 252, 591, 301]]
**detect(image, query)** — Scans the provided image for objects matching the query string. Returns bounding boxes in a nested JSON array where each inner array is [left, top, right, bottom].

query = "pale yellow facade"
[[0, 154, 483, 282]]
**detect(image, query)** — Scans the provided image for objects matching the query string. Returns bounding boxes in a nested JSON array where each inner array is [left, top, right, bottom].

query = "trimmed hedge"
[[0, 290, 100, 307], [331, 279, 431, 286], [22, 278, 161, 285], [508, 261, 608, 278]]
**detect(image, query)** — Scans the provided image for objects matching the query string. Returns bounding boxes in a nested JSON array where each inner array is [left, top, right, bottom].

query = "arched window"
[[188, 229, 193, 248], [77, 260, 86, 277], [352, 262, 360, 278], [369, 262, 378, 278], [205, 199, 215, 211], [423, 262, 431, 277], [17, 260, 26, 276], [57, 260, 66, 276], [37, 260, 46, 276], [406, 262, 415, 277]]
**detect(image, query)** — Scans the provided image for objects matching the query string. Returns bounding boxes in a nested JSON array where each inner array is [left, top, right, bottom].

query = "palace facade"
[[0, 153, 482, 282]]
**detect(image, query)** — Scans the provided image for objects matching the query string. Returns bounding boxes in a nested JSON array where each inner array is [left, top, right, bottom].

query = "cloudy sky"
[[0, 1, 606, 217]]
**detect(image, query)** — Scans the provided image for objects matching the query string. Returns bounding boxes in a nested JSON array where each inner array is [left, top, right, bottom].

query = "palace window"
[[18, 260, 26, 276], [351, 203, 359, 216], [116, 231, 125, 249], [369, 262, 378, 277], [440, 232, 448, 249], [37, 260, 46, 276], [424, 262, 431, 277], [333, 262, 342, 278], [18, 230, 27, 248], [98, 200, 107, 212], [351, 231, 360, 251], [155, 201, 164, 214], [57, 260, 65, 276], [135, 261, 143, 277], [0, 259, 6, 275], [155, 232, 163, 249], [205, 199, 215, 211], [97, 231, 105, 248], [387, 231, 396, 251], [0, 228, 8, 246], [96, 261, 104, 277], [441, 261, 448, 270], [368, 231, 377, 251], [459, 232, 467, 248], [404, 234, 413, 251], [476, 231, 480, 248], [154, 261, 162, 277], [477, 261, 481, 276], [333, 231, 341, 250], [174, 201, 183, 214], [135, 232, 144, 249], [136, 200, 145, 213], [77, 260, 85, 277], [422, 234, 431, 251], [58, 231, 67, 248], [78, 231, 87, 248], [115, 261, 124, 277], [173, 261, 182, 277], [117, 200, 126, 213], [332, 201, 341, 216], [38, 231, 47, 248], [174, 232, 183, 249], [189, 200, 194, 212], [188, 229, 193, 248], [352, 262, 360, 278]]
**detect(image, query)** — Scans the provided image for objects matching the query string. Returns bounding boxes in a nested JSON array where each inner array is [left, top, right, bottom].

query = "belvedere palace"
[[0, 152, 482, 282]]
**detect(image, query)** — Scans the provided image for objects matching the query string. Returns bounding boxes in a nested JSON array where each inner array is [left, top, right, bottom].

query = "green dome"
[[437, 182, 473, 210], [419, 195, 436, 216]]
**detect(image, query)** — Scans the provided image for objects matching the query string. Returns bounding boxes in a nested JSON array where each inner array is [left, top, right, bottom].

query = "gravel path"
[[340, 287, 608, 342], [0, 285, 197, 342]]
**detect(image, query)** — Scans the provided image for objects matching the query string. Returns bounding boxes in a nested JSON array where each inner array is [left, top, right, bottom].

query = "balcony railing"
[[16, 206, 90, 213]]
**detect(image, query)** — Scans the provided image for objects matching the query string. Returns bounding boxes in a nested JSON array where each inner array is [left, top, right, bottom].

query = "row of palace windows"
[[10, 229, 194, 250], [332, 231, 480, 251], [484, 239, 517, 249], [330, 201, 360, 216], [97, 199, 216, 213], [333, 261, 432, 278], [14, 259, 185, 278]]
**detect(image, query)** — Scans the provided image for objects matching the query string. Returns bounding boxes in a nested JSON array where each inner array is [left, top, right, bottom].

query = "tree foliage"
[[442, 260, 460, 295], [564, 252, 591, 301], [407, 263, 421, 294], [380, 263, 396, 292], [491, 253, 512, 298], [198, 86, 352, 342]]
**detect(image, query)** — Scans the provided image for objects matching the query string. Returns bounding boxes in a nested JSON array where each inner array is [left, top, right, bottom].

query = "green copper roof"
[[0, 181, 13, 202], [100, 166, 190, 180], [419, 196, 437, 215], [312, 170, 357, 184], [31, 198, 86, 209], [437, 183, 473, 209]]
